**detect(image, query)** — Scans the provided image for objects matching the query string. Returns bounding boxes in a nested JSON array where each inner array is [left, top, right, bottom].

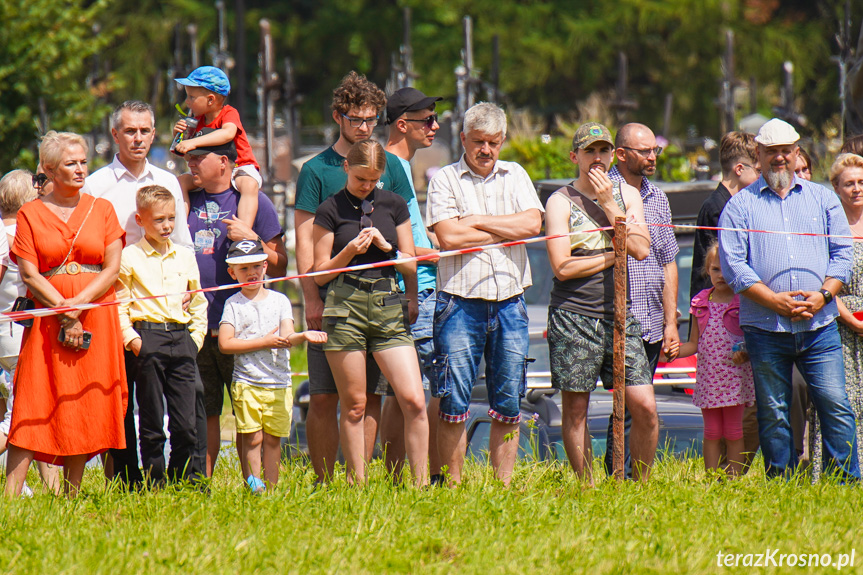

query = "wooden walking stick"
[[612, 216, 627, 480]]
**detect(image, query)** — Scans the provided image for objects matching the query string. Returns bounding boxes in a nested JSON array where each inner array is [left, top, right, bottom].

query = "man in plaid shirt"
[[606, 123, 680, 476]]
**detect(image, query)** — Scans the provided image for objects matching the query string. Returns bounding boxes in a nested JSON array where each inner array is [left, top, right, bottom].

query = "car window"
[[546, 431, 607, 461], [525, 233, 696, 342], [658, 428, 703, 458], [524, 245, 553, 306], [468, 420, 545, 462]]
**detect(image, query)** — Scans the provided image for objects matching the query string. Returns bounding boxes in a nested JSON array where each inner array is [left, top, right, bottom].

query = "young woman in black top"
[[312, 140, 428, 486]]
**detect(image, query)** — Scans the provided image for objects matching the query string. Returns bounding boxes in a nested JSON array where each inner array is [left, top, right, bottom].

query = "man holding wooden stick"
[[545, 122, 657, 483]]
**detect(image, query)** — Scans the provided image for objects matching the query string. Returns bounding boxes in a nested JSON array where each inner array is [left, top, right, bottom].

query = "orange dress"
[[8, 195, 127, 464]]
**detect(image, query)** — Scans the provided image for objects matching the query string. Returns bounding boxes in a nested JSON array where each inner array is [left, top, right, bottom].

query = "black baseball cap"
[[185, 127, 238, 162], [226, 239, 268, 264], [386, 87, 442, 125]]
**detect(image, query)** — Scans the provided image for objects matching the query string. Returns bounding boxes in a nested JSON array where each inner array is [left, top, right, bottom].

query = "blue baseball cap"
[[174, 66, 231, 96]]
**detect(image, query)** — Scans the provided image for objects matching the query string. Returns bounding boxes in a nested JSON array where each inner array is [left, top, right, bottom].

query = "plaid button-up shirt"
[[608, 166, 679, 343], [426, 157, 544, 301]]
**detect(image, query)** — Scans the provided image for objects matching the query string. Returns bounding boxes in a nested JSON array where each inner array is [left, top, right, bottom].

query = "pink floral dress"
[[691, 289, 755, 409]]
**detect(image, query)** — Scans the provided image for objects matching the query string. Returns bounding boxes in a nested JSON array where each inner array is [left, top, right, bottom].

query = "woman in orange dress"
[[4, 131, 126, 497]]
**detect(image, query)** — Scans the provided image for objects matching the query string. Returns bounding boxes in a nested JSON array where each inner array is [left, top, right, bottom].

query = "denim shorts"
[[382, 288, 435, 395], [547, 308, 651, 393], [431, 292, 530, 424]]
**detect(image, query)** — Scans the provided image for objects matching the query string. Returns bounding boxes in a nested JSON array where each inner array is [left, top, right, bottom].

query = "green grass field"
[[1, 450, 860, 574]]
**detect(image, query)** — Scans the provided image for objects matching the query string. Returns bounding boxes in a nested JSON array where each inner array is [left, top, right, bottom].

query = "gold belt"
[[43, 263, 102, 276]]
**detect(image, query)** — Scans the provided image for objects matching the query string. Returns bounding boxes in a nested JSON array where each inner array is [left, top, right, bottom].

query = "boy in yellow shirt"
[[116, 185, 208, 485]]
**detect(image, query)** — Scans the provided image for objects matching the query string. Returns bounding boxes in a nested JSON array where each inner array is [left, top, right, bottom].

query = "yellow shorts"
[[230, 380, 292, 437]]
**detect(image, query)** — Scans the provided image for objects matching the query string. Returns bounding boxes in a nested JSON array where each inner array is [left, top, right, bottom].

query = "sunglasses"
[[32, 173, 48, 189], [360, 200, 374, 229], [404, 114, 438, 129]]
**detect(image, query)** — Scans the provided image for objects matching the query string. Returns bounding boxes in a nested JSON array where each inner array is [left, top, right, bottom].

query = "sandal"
[[246, 475, 266, 494]]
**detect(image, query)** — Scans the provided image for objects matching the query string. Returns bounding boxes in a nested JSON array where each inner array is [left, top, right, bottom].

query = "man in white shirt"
[[83, 100, 200, 488], [84, 100, 193, 248], [427, 102, 544, 486]]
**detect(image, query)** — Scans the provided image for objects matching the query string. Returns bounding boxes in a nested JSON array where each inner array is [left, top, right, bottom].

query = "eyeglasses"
[[404, 114, 438, 129], [741, 163, 761, 175], [340, 113, 379, 128], [360, 200, 374, 229], [620, 146, 663, 157], [32, 173, 48, 189]]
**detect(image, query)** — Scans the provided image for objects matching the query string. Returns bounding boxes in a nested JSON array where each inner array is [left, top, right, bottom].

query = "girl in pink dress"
[[674, 243, 755, 476]]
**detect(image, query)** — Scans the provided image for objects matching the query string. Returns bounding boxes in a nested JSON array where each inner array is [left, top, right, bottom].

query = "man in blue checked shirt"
[[719, 118, 859, 481]]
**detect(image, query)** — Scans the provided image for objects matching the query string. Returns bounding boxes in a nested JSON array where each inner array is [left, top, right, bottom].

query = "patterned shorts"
[[548, 307, 651, 393]]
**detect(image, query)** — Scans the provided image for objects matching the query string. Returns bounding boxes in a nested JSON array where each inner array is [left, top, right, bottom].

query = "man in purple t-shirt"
[[185, 133, 286, 477]]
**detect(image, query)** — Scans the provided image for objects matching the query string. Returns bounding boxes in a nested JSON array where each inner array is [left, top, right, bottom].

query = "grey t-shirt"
[[220, 289, 293, 388]]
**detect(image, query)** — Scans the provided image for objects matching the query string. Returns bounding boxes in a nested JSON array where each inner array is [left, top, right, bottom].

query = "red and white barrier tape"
[[2, 219, 854, 324], [643, 221, 863, 241], [1, 226, 612, 324]]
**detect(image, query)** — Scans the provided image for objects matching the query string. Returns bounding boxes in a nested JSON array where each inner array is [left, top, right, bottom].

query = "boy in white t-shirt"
[[218, 239, 326, 493]]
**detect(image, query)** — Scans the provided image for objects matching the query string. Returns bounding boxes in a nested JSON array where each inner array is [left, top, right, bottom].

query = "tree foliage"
[[273, 0, 851, 137], [1, 0, 861, 171], [0, 0, 114, 169]]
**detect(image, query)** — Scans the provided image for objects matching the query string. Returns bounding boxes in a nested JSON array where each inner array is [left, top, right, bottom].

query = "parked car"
[[528, 178, 714, 390], [465, 385, 703, 464]]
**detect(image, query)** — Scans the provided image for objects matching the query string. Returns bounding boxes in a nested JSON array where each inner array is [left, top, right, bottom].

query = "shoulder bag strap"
[[48, 196, 97, 280]]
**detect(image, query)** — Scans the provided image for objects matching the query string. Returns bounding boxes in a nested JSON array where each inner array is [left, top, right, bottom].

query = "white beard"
[[765, 168, 793, 191]]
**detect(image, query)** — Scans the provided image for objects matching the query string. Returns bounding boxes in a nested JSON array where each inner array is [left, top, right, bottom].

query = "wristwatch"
[[820, 288, 834, 305]]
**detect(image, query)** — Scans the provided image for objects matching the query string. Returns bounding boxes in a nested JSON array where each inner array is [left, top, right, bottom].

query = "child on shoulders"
[[218, 239, 326, 493], [668, 241, 755, 477], [173, 65, 261, 227]]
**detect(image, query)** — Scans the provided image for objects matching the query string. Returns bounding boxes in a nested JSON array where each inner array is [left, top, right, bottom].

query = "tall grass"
[[0, 451, 859, 574]]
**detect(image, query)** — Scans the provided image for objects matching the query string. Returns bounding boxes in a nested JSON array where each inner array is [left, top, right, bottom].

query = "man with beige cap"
[[718, 118, 859, 481]]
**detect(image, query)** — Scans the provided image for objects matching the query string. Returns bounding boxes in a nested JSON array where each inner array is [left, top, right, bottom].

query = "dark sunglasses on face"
[[32, 173, 49, 188], [404, 114, 438, 129]]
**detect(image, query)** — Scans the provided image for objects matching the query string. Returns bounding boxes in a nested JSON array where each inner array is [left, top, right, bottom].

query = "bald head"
[[615, 123, 654, 148], [614, 123, 658, 182]]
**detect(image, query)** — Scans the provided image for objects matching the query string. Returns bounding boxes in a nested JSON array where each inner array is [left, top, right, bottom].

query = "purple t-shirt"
[[188, 188, 283, 329]]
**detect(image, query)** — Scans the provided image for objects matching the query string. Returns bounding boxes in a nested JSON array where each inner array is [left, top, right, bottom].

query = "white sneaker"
[[21, 482, 33, 497]]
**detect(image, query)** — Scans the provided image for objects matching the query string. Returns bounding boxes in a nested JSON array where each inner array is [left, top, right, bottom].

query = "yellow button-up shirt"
[[116, 238, 208, 350]]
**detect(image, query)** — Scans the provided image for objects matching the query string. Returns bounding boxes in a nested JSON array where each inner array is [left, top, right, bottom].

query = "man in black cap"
[[185, 130, 287, 477], [381, 87, 443, 481]]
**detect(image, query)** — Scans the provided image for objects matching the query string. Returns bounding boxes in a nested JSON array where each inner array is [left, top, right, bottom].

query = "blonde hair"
[[830, 153, 863, 188], [345, 139, 386, 173], [39, 131, 88, 171], [136, 185, 175, 212], [702, 241, 720, 278], [0, 170, 38, 216]]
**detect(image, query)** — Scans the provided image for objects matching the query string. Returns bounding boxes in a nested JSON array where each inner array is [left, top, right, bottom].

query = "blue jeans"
[[431, 292, 530, 424], [412, 289, 436, 390], [744, 323, 860, 481]]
